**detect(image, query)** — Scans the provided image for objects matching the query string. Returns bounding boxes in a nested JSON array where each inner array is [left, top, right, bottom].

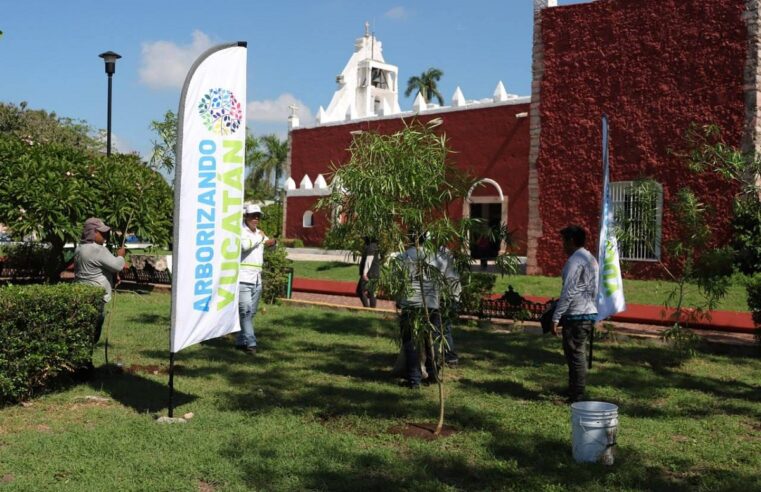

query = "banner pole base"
[[168, 352, 175, 417]]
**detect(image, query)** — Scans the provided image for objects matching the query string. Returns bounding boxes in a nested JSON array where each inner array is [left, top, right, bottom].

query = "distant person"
[[74, 217, 126, 344], [476, 235, 491, 271], [237, 204, 277, 354], [356, 237, 380, 308], [551, 225, 599, 403]]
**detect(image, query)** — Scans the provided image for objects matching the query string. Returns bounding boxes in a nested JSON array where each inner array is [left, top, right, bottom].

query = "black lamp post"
[[98, 51, 121, 157]]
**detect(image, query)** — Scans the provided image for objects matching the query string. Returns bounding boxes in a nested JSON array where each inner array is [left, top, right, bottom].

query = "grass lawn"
[[1, 292, 759, 491], [291, 260, 752, 312]]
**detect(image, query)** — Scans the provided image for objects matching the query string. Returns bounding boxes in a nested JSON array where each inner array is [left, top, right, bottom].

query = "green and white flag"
[[596, 115, 626, 321], [170, 42, 247, 353]]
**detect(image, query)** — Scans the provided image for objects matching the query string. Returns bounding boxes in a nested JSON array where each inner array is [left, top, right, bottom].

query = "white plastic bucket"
[[570, 401, 618, 465]]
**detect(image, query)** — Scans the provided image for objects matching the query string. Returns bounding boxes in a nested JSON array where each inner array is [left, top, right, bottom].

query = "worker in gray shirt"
[[74, 217, 125, 343], [551, 225, 598, 403], [396, 233, 441, 388]]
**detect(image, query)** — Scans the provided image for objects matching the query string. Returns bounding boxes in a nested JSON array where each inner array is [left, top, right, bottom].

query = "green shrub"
[[732, 197, 761, 275], [0, 284, 102, 404], [280, 238, 304, 248], [262, 244, 293, 304], [260, 203, 283, 237], [746, 273, 761, 348], [747, 273, 761, 325], [459, 272, 497, 315]]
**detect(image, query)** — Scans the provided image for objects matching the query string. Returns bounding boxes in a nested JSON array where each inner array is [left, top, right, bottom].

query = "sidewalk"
[[285, 248, 528, 273], [291, 278, 757, 335], [286, 248, 357, 263], [287, 291, 756, 346]]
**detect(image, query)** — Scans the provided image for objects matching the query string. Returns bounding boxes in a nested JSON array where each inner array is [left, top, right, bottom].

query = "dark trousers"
[[356, 278, 377, 308], [400, 308, 439, 385], [561, 319, 593, 398], [93, 301, 107, 344]]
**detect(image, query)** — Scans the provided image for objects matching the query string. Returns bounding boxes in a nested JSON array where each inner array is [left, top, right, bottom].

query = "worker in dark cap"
[[74, 217, 126, 344]]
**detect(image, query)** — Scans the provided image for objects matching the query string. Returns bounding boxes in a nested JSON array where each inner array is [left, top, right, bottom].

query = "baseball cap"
[[84, 217, 111, 233], [243, 204, 264, 217]]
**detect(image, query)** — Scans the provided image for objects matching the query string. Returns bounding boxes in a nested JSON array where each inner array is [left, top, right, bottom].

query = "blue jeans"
[[237, 281, 262, 348]]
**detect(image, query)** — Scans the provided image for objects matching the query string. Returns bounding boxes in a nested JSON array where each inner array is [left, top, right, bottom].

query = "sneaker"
[[398, 380, 421, 390], [445, 357, 459, 366], [235, 345, 257, 355]]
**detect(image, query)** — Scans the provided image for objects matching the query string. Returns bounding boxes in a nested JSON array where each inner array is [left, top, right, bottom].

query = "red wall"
[[287, 103, 531, 250], [537, 0, 746, 276]]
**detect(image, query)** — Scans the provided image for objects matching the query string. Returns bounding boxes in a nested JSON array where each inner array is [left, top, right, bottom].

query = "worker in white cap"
[[236, 204, 276, 354]]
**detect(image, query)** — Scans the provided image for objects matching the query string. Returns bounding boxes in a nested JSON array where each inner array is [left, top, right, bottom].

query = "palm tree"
[[405, 68, 445, 106], [245, 133, 288, 201]]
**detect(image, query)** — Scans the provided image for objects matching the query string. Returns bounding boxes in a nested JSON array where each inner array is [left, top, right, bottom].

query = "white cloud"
[[384, 6, 410, 20], [139, 31, 214, 89], [96, 131, 135, 155], [110, 133, 135, 155], [247, 93, 313, 125]]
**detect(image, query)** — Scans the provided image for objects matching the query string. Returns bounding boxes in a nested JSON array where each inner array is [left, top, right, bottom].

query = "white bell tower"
[[319, 22, 401, 123]]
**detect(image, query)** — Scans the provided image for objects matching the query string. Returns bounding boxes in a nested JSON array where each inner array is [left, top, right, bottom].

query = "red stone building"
[[284, 0, 760, 278]]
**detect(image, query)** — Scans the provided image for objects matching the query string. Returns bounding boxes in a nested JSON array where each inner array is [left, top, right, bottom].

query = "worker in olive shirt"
[[74, 217, 126, 343]]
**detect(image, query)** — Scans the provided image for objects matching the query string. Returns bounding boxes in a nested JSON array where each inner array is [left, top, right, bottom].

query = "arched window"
[[302, 210, 314, 228]]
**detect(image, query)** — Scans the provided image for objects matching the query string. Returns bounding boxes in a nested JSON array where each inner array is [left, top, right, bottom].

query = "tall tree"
[[0, 134, 172, 282], [405, 68, 445, 106], [317, 120, 516, 434], [245, 134, 288, 201], [148, 109, 177, 174], [0, 101, 100, 152]]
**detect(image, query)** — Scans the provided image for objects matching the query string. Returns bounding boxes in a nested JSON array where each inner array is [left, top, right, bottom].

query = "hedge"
[[262, 244, 293, 304], [748, 273, 761, 328], [0, 283, 102, 404]]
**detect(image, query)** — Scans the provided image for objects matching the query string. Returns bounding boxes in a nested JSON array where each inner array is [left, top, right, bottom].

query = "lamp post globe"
[[98, 51, 121, 157]]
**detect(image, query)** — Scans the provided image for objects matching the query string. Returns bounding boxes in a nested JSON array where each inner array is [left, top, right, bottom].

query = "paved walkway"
[[285, 248, 528, 273], [288, 291, 756, 346], [291, 278, 756, 334]]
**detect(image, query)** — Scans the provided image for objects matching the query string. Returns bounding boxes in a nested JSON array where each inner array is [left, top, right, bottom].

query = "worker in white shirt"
[[236, 204, 277, 354]]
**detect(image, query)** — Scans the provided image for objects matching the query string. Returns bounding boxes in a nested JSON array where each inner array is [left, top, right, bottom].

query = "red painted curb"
[[292, 277, 757, 334]]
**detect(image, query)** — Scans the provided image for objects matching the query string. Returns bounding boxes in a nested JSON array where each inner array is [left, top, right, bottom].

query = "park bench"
[[460, 285, 554, 323], [0, 258, 47, 284], [119, 266, 171, 285], [475, 297, 553, 322]]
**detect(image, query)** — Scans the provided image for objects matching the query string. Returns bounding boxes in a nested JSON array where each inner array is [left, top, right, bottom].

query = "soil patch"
[[388, 422, 457, 440], [197, 480, 216, 492]]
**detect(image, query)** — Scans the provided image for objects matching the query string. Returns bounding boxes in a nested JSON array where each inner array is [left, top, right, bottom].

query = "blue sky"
[[1, 1, 586, 159]]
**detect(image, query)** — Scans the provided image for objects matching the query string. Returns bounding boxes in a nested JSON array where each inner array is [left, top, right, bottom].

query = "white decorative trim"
[[493, 81, 508, 102], [412, 92, 427, 112], [314, 174, 328, 189], [299, 174, 313, 189], [452, 86, 466, 107], [294, 96, 532, 131], [287, 188, 331, 197], [466, 178, 505, 202]]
